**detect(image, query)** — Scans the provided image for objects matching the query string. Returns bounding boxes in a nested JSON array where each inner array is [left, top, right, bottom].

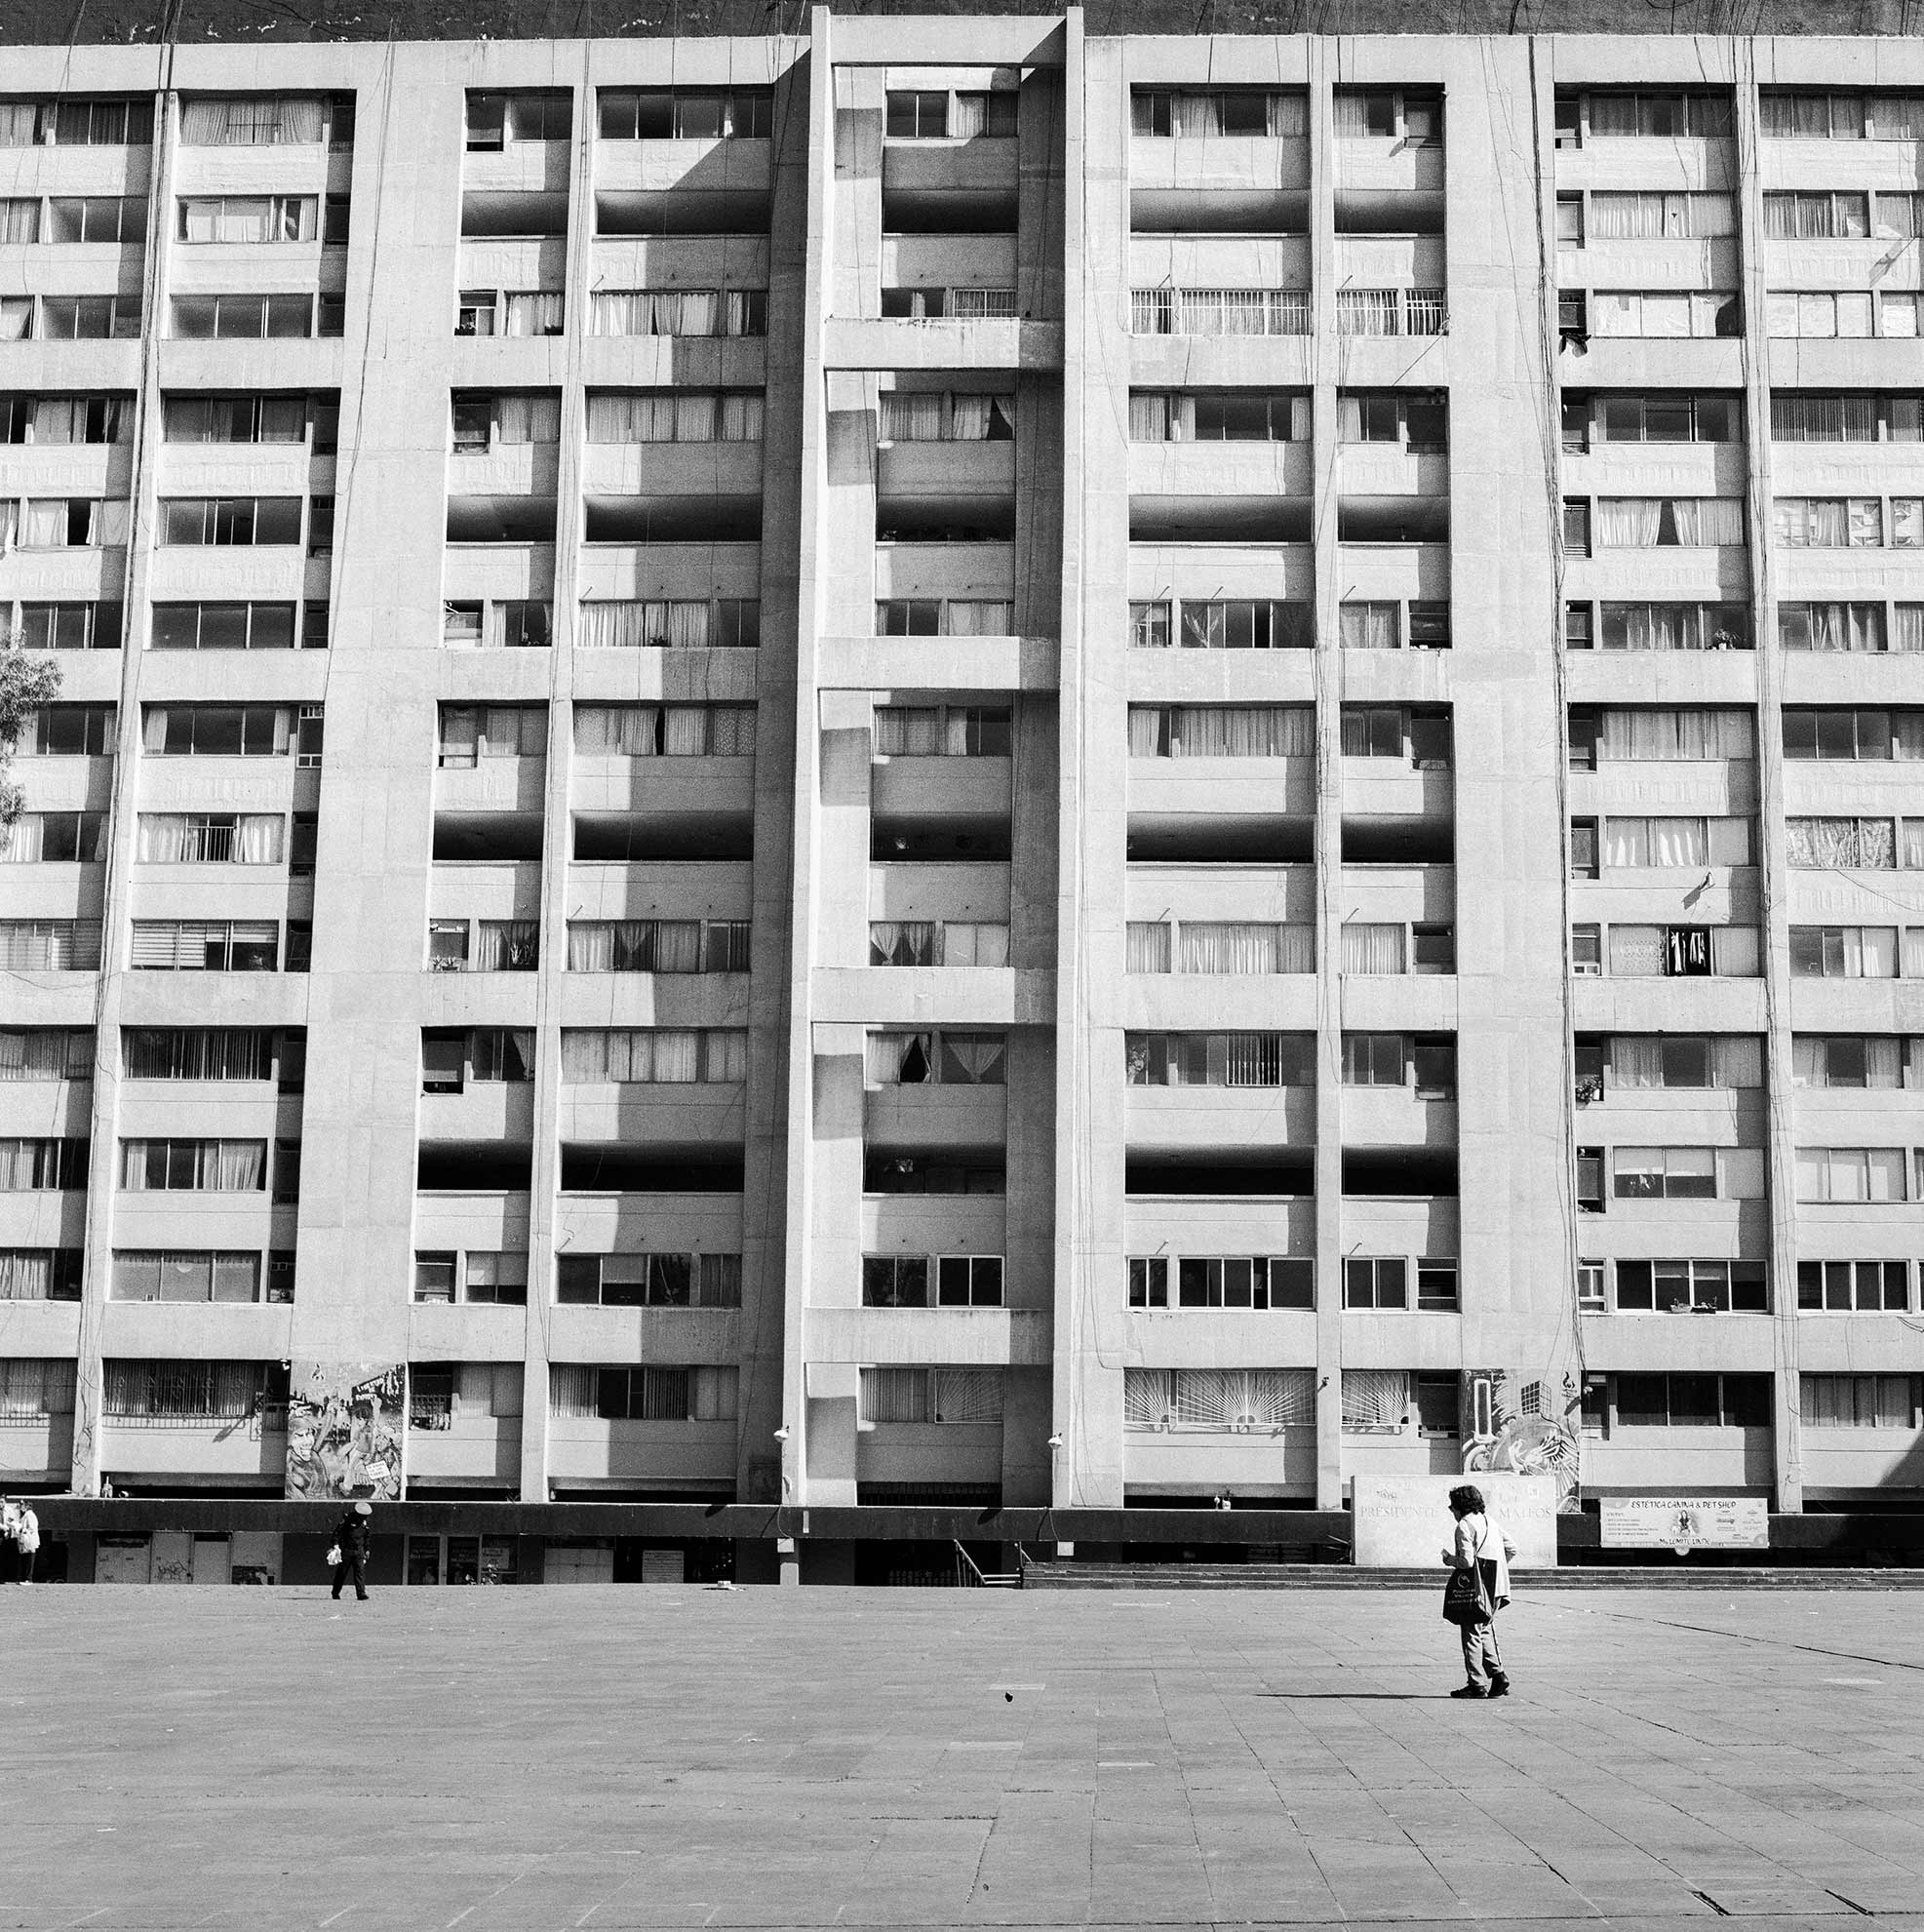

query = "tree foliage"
[[0, 628, 63, 827]]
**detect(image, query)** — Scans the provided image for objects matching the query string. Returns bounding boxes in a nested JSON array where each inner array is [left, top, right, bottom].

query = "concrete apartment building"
[[3, 6, 1923, 1583]]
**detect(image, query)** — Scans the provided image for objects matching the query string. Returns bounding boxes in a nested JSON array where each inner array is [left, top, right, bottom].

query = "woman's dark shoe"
[[1488, 1675, 1511, 1697], [1450, 1684, 1490, 1699]]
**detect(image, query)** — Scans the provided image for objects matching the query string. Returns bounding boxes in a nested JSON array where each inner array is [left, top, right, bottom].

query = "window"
[[575, 599, 758, 650], [1789, 927, 1900, 979], [177, 95, 347, 145], [1775, 497, 1891, 548], [1417, 1262, 1459, 1312], [1340, 705, 1450, 767], [1612, 1372, 1771, 1427], [1797, 1261, 1907, 1313], [1791, 1036, 1915, 1088], [149, 602, 297, 650], [556, 1253, 740, 1309], [1169, 1256, 1315, 1310], [173, 293, 327, 340], [419, 1029, 534, 1093], [20, 601, 122, 650], [122, 1029, 290, 1083], [588, 289, 765, 338], [0, 1030, 93, 1081], [1333, 89, 1441, 144], [1126, 1368, 1315, 1433], [436, 704, 546, 766], [1801, 1374, 1918, 1429], [572, 703, 756, 759], [1763, 190, 1869, 239], [0, 98, 154, 145], [130, 921, 282, 972], [1784, 709, 1924, 761], [142, 704, 296, 756], [550, 1365, 738, 1423], [1611, 1145, 1762, 1201], [1565, 91, 1731, 139], [1600, 817, 1751, 868], [1590, 1036, 1762, 1092], [2, 498, 129, 548], [1345, 1258, 1409, 1310], [1584, 191, 1736, 238], [135, 814, 285, 865], [1762, 91, 1924, 138], [1127, 922, 1312, 975], [119, 1139, 266, 1193], [0, 1249, 85, 1302], [0, 813, 107, 862], [1588, 290, 1742, 338], [464, 91, 571, 148], [0, 922, 102, 970], [1141, 600, 1314, 651], [102, 1360, 290, 1423], [1765, 291, 1880, 338], [1131, 90, 1308, 138], [1336, 390, 1448, 452], [1333, 289, 1447, 337], [451, 392, 563, 450], [858, 1367, 1002, 1426], [1779, 604, 1890, 653], [0, 395, 129, 444], [884, 90, 1018, 139], [1126, 705, 1313, 758], [868, 921, 1009, 968], [110, 1251, 263, 1304], [27, 294, 142, 338], [584, 391, 764, 444], [1125, 1033, 1314, 1088], [1130, 288, 1310, 337], [1570, 818, 1598, 880], [865, 1031, 1005, 1086], [861, 1255, 929, 1307], [1562, 499, 1590, 556], [1614, 1260, 1768, 1314], [883, 391, 1017, 443], [0, 1140, 89, 1190], [1583, 394, 1742, 444], [1795, 1147, 1907, 1203], [177, 195, 320, 244], [596, 88, 772, 139], [565, 920, 748, 974], [558, 1029, 744, 1084], [158, 498, 303, 547], [1129, 1257, 1168, 1308]]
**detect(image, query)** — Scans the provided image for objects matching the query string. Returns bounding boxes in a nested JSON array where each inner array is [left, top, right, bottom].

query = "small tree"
[[0, 626, 63, 827]]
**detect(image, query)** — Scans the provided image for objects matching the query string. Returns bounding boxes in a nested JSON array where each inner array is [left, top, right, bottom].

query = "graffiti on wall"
[[1462, 1368, 1583, 1512], [285, 1361, 405, 1501]]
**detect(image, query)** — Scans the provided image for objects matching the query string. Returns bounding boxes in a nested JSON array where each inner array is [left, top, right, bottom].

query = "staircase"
[[956, 1542, 1023, 1588], [1020, 1559, 1924, 1590]]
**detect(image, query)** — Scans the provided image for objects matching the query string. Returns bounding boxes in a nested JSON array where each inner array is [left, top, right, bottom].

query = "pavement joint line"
[[1519, 1598, 1924, 1675]]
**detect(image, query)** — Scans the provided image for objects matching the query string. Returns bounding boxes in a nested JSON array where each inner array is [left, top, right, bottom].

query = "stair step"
[[1019, 1562, 1924, 1591]]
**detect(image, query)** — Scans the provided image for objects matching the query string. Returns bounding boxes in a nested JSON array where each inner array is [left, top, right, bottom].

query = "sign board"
[[1599, 1496, 1768, 1551], [1351, 1474, 1559, 1569]]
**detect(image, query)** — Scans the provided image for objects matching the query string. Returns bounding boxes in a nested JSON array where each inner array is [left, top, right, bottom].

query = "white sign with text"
[[1599, 1496, 1768, 1550], [1352, 1474, 1559, 1569]]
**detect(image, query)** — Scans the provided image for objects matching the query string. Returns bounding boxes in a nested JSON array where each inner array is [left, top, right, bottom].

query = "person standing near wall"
[[330, 1501, 373, 1602], [14, 1501, 39, 1586], [1440, 1483, 1516, 1698]]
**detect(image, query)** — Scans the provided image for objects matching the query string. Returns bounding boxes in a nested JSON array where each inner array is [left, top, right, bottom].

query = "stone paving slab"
[[1, 1586, 1923, 1930]]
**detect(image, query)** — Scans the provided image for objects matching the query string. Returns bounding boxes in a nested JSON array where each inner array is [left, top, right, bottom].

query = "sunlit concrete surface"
[[3, 1586, 1924, 1928]]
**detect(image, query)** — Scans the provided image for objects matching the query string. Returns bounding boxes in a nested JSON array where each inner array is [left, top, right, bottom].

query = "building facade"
[[3, 14, 1923, 1579]]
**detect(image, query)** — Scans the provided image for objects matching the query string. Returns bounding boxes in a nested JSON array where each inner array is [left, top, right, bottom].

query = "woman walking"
[[1441, 1483, 1516, 1698]]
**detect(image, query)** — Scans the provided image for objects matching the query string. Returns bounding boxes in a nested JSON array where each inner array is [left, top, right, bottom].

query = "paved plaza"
[[1, 1585, 1922, 1930]]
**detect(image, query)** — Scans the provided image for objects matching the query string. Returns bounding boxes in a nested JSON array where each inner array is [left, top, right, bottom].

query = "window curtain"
[[1129, 393, 1170, 440], [1126, 923, 1172, 973], [1340, 603, 1399, 649], [1597, 709, 1751, 760], [505, 292, 564, 335], [1157, 706, 1312, 757], [883, 393, 944, 441], [576, 600, 712, 650], [0, 200, 39, 243], [1341, 924, 1405, 973], [473, 921, 537, 969], [575, 703, 660, 755], [1179, 923, 1299, 973], [495, 395, 560, 443], [875, 707, 942, 755]]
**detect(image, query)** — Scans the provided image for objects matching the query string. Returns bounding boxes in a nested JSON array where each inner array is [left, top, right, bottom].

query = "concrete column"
[[1733, 44, 1803, 1515]]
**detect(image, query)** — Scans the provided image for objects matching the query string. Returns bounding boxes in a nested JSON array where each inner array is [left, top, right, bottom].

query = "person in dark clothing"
[[331, 1501, 373, 1601]]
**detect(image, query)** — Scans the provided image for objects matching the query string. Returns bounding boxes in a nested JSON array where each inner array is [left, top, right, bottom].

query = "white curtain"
[[0, 199, 40, 242], [180, 97, 324, 144], [1178, 923, 1307, 973], [1340, 602, 1399, 650], [1126, 923, 1172, 973], [576, 601, 715, 650], [1342, 924, 1405, 973], [1597, 709, 1751, 760], [495, 395, 561, 443], [505, 292, 565, 335]]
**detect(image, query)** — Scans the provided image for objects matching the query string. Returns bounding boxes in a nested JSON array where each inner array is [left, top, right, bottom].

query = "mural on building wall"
[[285, 1361, 405, 1501], [1462, 1368, 1583, 1512]]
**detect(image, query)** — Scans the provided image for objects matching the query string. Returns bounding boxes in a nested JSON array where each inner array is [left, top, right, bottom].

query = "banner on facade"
[[285, 1360, 405, 1501], [1352, 1473, 1558, 1568], [1599, 1496, 1768, 1551]]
